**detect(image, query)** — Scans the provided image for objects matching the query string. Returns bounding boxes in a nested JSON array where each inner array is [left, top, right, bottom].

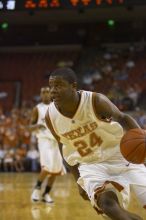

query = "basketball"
[[120, 128, 146, 164]]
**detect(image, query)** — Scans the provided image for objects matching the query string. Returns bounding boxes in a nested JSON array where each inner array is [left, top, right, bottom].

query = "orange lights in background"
[[50, 0, 60, 7], [24, 0, 124, 9], [25, 0, 36, 8], [25, 0, 60, 8], [95, 0, 123, 4], [81, 0, 91, 6], [38, 0, 48, 8], [70, 0, 79, 6], [70, 0, 91, 7], [69, 0, 116, 7]]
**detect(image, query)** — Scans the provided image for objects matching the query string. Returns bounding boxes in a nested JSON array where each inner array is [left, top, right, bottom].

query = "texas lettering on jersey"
[[62, 122, 98, 140], [62, 121, 103, 157]]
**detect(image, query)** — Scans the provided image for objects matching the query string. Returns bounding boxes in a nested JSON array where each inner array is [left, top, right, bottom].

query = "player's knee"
[[95, 191, 119, 214]]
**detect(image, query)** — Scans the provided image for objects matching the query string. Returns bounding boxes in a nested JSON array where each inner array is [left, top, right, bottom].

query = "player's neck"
[[56, 91, 81, 118], [43, 100, 50, 105]]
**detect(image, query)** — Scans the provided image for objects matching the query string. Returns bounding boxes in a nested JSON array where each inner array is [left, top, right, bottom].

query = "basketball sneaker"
[[31, 188, 42, 202], [42, 194, 54, 203]]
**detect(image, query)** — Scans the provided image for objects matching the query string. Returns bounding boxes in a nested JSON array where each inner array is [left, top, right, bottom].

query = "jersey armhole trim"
[[45, 111, 60, 143], [36, 106, 39, 123], [92, 92, 99, 120]]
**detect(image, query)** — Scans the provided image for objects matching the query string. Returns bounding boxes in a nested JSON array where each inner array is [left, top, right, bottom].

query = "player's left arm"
[[94, 93, 140, 131], [64, 160, 89, 200], [58, 143, 80, 180]]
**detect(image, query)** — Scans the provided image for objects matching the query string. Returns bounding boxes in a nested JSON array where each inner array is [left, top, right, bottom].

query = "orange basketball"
[[120, 128, 146, 164]]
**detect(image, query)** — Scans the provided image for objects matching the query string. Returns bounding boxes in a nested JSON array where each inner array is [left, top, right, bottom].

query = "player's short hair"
[[50, 67, 77, 84]]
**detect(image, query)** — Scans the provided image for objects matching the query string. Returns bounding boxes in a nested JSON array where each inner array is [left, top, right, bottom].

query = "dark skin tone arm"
[[28, 107, 46, 132], [94, 93, 140, 130], [58, 142, 80, 181], [93, 94, 143, 219]]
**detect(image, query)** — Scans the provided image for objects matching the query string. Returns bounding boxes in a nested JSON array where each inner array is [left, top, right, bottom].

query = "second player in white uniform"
[[30, 87, 64, 203]]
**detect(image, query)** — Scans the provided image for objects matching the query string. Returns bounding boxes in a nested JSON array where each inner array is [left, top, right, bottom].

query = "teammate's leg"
[[31, 169, 49, 202], [42, 175, 56, 203]]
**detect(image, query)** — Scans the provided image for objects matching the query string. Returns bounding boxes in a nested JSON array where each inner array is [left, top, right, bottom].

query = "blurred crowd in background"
[[0, 45, 146, 172], [0, 107, 40, 172], [0, 47, 146, 172]]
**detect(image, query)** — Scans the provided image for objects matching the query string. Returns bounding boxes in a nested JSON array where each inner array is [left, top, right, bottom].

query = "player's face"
[[49, 76, 75, 106], [40, 88, 50, 102]]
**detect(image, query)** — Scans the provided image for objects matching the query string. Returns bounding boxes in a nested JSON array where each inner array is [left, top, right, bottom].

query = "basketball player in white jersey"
[[45, 68, 146, 220], [29, 87, 64, 203]]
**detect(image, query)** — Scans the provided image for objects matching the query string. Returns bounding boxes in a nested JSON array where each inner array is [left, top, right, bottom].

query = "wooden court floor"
[[0, 173, 145, 220]]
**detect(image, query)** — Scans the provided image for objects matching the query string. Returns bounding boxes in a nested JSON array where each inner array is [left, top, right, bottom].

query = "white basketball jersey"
[[35, 102, 54, 139], [47, 91, 124, 166]]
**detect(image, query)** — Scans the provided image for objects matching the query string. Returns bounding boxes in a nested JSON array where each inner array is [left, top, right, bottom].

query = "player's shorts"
[[77, 159, 146, 215], [37, 138, 65, 175]]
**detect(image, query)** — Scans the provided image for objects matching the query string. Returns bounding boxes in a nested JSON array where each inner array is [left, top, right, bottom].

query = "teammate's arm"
[[94, 93, 140, 131], [28, 107, 45, 132]]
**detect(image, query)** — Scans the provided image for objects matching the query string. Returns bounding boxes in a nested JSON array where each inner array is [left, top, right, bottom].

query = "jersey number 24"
[[73, 132, 103, 157]]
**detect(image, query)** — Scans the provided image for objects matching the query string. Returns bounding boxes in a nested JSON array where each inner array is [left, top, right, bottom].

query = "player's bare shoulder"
[[93, 93, 112, 115], [96, 92, 112, 104], [92, 92, 123, 121]]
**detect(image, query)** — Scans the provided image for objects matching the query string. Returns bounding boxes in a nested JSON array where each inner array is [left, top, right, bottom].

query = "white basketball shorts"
[[37, 138, 64, 175], [77, 159, 146, 213]]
